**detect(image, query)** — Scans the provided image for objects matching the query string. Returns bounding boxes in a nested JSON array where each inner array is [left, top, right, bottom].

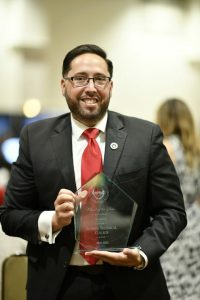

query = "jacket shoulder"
[[108, 110, 160, 131], [20, 113, 70, 135]]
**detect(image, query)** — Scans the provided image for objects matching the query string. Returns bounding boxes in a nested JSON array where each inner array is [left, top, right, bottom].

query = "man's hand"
[[52, 189, 87, 232], [85, 248, 143, 268]]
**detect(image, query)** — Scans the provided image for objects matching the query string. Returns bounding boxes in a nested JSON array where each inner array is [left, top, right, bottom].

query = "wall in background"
[[0, 0, 200, 129]]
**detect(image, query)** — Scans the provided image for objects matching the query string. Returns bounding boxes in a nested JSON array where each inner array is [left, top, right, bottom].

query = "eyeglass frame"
[[63, 75, 111, 88]]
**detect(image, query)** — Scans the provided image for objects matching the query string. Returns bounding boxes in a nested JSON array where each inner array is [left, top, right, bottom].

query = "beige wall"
[[0, 0, 200, 129]]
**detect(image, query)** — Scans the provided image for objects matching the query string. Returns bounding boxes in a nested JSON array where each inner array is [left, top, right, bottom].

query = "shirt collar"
[[71, 112, 108, 140]]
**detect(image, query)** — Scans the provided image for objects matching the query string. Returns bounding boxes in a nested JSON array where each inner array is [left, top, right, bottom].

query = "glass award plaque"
[[74, 172, 138, 252]]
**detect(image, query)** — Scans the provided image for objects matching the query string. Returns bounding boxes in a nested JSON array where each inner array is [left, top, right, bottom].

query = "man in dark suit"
[[0, 44, 186, 300]]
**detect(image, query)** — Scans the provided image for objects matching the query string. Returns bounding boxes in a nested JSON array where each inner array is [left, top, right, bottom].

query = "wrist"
[[52, 214, 63, 232], [133, 248, 148, 270]]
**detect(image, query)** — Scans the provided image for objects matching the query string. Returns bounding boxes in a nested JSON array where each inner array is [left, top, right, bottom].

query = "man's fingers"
[[56, 190, 75, 205]]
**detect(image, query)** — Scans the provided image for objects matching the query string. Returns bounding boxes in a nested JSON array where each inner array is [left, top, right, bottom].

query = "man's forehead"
[[69, 53, 108, 72]]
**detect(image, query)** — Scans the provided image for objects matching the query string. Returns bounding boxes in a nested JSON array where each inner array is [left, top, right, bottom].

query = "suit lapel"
[[50, 115, 77, 192], [49, 112, 126, 190], [104, 112, 127, 180]]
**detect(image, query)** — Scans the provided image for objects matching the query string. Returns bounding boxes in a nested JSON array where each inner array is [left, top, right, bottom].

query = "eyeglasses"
[[63, 75, 111, 88]]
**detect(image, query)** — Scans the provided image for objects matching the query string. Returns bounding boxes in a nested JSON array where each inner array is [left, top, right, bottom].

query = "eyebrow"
[[73, 72, 108, 77]]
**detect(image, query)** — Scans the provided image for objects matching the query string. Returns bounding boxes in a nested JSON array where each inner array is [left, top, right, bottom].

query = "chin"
[[80, 108, 101, 120]]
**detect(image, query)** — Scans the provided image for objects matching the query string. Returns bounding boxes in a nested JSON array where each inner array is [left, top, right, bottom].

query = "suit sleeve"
[[0, 125, 41, 244], [134, 125, 187, 262]]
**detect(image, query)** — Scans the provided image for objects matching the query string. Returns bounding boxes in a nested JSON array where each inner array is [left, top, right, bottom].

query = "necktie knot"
[[83, 128, 100, 140]]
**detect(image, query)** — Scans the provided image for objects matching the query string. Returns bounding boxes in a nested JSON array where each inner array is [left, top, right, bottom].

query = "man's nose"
[[85, 78, 97, 90]]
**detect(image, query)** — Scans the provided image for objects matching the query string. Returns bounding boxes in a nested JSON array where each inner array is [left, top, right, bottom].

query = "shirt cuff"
[[134, 248, 148, 270], [38, 211, 61, 244]]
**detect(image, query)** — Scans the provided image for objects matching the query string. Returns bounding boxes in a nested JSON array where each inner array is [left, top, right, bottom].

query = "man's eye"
[[95, 77, 106, 82], [75, 77, 87, 81]]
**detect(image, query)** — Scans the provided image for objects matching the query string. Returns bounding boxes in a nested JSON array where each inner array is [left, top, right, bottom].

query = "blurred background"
[[0, 0, 200, 174]]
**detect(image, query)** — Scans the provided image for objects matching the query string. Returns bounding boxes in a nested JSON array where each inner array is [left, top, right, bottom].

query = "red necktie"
[[80, 128, 102, 264]]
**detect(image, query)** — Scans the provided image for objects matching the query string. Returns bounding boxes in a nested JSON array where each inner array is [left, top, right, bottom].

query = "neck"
[[72, 115, 104, 128]]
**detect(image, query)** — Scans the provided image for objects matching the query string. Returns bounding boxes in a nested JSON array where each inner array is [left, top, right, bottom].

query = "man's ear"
[[61, 79, 66, 96], [109, 80, 113, 98]]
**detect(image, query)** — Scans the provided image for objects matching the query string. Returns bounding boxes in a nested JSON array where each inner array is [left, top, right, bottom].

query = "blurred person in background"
[[0, 167, 10, 205], [0, 187, 5, 206], [156, 98, 200, 300]]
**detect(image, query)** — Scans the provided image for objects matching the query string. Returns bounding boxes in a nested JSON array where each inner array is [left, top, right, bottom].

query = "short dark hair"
[[62, 44, 113, 78]]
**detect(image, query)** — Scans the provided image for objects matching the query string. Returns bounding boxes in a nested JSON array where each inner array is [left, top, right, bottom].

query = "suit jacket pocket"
[[117, 168, 146, 185], [115, 168, 147, 201]]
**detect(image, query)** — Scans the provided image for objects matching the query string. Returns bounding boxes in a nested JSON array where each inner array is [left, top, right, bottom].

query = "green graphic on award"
[[74, 172, 138, 252]]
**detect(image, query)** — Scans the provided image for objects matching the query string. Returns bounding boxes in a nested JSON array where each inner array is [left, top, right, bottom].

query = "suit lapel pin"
[[110, 142, 118, 150]]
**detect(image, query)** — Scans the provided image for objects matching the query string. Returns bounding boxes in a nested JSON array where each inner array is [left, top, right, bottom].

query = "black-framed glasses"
[[63, 75, 111, 88]]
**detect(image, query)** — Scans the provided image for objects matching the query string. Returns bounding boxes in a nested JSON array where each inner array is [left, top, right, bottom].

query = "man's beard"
[[65, 97, 110, 125]]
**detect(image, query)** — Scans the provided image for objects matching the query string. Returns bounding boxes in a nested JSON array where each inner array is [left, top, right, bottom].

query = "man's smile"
[[80, 97, 99, 105]]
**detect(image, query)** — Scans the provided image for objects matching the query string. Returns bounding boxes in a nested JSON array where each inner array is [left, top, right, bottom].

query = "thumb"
[[79, 190, 88, 198], [76, 190, 88, 204]]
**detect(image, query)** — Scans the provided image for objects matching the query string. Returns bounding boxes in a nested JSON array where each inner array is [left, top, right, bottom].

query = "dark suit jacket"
[[0, 111, 187, 300]]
